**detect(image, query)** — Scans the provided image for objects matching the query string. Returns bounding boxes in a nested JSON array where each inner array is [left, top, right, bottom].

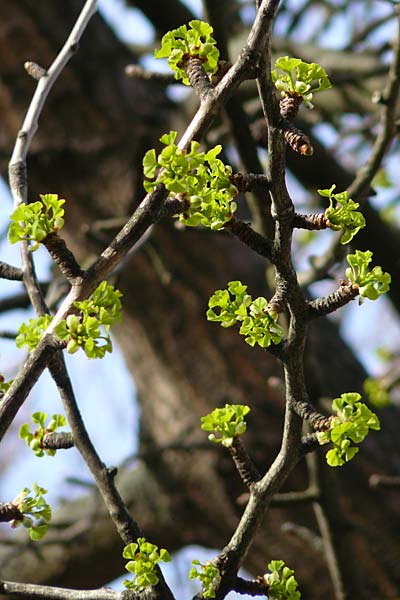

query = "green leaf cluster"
[[54, 281, 123, 359], [0, 376, 12, 396], [189, 560, 221, 598], [123, 537, 171, 591], [318, 185, 366, 244], [317, 393, 380, 467], [207, 280, 284, 348], [363, 377, 391, 408], [155, 20, 219, 85], [143, 131, 238, 230], [264, 560, 301, 600], [272, 56, 331, 109], [11, 483, 51, 540], [8, 194, 65, 251], [19, 412, 67, 457], [346, 250, 391, 301], [201, 403, 250, 447], [16, 314, 53, 351]]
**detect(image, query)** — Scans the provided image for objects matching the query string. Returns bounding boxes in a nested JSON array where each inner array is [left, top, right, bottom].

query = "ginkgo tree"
[[0, 1, 399, 600]]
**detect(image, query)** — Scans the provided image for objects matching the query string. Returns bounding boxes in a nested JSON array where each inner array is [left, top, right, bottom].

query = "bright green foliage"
[[16, 314, 53, 351], [318, 185, 366, 244], [345, 250, 391, 301], [16, 283, 122, 359], [54, 281, 123, 359], [189, 560, 221, 598], [207, 280, 284, 348], [155, 20, 219, 85], [19, 412, 67, 457], [363, 378, 391, 408], [8, 194, 65, 251], [11, 483, 52, 540], [0, 376, 12, 396], [264, 560, 301, 600], [143, 131, 238, 230], [123, 537, 171, 591], [272, 56, 331, 109], [201, 403, 250, 447], [317, 393, 380, 467]]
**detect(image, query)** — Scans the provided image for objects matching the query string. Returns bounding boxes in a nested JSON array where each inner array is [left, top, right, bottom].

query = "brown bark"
[[0, 3, 399, 599]]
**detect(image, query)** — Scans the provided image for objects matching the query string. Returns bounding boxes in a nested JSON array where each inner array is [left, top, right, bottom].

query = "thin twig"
[[347, 8, 400, 199], [125, 64, 176, 84], [0, 262, 23, 281], [0, 581, 132, 599]]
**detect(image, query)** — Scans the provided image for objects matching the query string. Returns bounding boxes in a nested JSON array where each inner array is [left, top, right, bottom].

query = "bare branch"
[[347, 8, 400, 199], [0, 581, 131, 599], [228, 436, 261, 488], [0, 262, 23, 281]]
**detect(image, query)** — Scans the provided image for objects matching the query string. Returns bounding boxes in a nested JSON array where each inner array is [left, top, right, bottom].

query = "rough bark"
[[0, 3, 399, 599]]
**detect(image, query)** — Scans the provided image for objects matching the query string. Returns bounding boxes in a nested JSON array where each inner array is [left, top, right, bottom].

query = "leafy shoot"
[[16, 314, 54, 351], [317, 393, 380, 467], [143, 131, 238, 230], [263, 560, 301, 600], [11, 483, 52, 540], [19, 412, 67, 457], [207, 280, 284, 348], [189, 560, 221, 598], [346, 250, 391, 301], [8, 194, 65, 251], [318, 185, 366, 244], [155, 20, 219, 85], [272, 56, 331, 109], [123, 537, 171, 591], [201, 404, 250, 447], [55, 281, 123, 359]]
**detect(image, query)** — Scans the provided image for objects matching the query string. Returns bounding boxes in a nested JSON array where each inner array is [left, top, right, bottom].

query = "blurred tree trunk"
[[0, 3, 400, 598]]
